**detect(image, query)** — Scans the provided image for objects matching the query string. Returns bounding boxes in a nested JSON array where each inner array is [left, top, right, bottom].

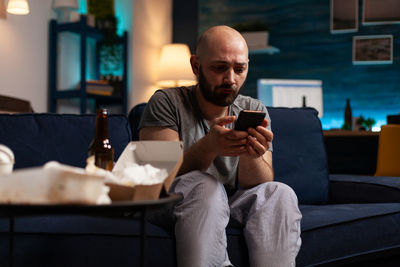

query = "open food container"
[[0, 168, 106, 204], [107, 141, 183, 201]]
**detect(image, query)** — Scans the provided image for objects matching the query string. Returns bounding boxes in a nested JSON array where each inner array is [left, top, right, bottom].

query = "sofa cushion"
[[267, 107, 329, 204], [128, 102, 147, 141], [298, 203, 400, 266], [329, 174, 400, 203], [0, 113, 131, 169]]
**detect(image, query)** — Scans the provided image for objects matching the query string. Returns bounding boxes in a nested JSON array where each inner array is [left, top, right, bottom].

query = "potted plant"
[[88, 0, 123, 95], [356, 116, 376, 131]]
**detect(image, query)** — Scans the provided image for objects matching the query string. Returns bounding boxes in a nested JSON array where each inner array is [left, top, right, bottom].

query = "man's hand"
[[206, 116, 249, 157], [237, 118, 274, 188], [243, 119, 273, 158]]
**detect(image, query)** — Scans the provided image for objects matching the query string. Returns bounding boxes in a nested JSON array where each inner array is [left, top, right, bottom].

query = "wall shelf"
[[48, 15, 128, 114], [249, 46, 280, 55]]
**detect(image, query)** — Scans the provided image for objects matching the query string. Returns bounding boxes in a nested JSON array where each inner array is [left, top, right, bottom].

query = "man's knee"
[[172, 170, 228, 210], [271, 181, 297, 196], [257, 181, 299, 207]]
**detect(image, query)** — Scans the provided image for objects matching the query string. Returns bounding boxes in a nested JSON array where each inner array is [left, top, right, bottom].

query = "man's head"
[[190, 25, 249, 107]]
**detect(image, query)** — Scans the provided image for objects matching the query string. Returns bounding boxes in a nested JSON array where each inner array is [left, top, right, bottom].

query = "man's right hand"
[[205, 116, 248, 157], [139, 116, 248, 176]]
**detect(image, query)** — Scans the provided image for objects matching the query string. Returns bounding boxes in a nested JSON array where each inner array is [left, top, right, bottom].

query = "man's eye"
[[212, 66, 227, 72], [235, 67, 245, 73]]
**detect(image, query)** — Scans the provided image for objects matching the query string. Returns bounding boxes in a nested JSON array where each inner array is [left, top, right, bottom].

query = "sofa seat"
[[224, 203, 400, 266], [298, 203, 400, 266]]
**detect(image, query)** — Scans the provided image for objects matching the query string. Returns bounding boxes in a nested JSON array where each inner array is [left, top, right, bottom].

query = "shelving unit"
[[48, 16, 128, 114]]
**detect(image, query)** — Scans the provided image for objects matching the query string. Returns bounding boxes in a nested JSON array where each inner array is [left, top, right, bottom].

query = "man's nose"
[[223, 68, 235, 85]]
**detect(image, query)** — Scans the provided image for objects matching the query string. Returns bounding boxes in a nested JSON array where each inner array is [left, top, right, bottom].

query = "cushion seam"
[[302, 210, 400, 232], [330, 181, 400, 191]]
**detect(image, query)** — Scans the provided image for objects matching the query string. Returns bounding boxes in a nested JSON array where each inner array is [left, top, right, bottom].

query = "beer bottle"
[[88, 108, 114, 171], [344, 98, 352, 130], [302, 96, 307, 107]]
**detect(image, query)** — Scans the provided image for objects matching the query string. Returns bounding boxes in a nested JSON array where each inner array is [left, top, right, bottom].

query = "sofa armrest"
[[329, 174, 400, 204]]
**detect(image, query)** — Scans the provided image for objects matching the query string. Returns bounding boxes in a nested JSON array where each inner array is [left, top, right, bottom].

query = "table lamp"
[[52, 0, 78, 22], [6, 0, 30, 15], [157, 44, 196, 88]]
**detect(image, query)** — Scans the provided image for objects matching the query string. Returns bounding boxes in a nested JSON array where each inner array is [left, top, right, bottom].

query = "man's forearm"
[[238, 151, 273, 189], [178, 135, 217, 176]]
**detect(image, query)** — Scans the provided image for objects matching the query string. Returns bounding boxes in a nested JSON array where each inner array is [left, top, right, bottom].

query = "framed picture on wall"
[[330, 0, 358, 33], [353, 35, 393, 65], [363, 0, 400, 25]]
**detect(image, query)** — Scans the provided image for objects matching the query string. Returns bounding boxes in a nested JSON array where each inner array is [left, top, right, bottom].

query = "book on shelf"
[[75, 80, 114, 96]]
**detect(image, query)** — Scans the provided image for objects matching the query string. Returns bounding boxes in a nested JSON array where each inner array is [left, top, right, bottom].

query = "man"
[[139, 25, 302, 267]]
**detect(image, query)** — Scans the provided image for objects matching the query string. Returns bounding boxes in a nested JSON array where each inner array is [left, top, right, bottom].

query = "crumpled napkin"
[[113, 162, 168, 187], [85, 156, 168, 187]]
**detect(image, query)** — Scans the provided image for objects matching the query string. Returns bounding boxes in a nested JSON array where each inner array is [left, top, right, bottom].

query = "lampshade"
[[157, 44, 196, 88], [52, 0, 78, 9], [7, 0, 30, 15]]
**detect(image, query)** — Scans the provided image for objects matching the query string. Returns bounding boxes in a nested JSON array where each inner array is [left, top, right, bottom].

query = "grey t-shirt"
[[138, 86, 272, 187]]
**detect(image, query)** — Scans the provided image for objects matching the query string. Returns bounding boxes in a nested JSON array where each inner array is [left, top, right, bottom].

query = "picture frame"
[[353, 35, 393, 65], [330, 0, 358, 33], [362, 0, 400, 25]]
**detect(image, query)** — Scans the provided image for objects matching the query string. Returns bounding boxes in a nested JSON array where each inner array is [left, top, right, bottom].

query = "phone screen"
[[234, 110, 266, 131]]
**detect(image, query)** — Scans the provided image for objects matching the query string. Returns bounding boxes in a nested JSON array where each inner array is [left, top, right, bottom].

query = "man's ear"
[[190, 55, 200, 75]]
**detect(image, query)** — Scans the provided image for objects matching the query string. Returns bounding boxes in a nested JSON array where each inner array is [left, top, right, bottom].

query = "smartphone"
[[234, 110, 266, 131]]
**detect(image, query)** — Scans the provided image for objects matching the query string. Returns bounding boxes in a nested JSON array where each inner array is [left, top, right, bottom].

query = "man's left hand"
[[244, 119, 273, 158]]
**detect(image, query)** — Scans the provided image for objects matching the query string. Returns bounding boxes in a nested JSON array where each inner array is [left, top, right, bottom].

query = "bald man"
[[139, 26, 302, 267]]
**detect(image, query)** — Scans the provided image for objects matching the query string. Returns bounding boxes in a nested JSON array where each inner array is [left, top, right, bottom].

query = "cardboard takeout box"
[[107, 141, 183, 201], [0, 168, 105, 204]]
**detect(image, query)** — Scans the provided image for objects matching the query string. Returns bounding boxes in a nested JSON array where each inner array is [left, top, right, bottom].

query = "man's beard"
[[198, 66, 244, 107]]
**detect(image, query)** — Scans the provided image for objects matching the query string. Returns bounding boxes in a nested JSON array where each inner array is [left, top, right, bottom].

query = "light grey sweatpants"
[[168, 170, 302, 267]]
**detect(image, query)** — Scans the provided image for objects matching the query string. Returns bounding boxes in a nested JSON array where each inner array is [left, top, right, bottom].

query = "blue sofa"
[[0, 105, 399, 266]]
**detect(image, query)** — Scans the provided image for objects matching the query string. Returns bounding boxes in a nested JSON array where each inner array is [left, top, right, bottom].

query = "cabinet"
[[48, 16, 128, 114]]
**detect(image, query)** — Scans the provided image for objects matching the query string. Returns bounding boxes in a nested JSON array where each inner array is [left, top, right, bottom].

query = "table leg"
[[140, 208, 147, 267], [9, 215, 14, 267]]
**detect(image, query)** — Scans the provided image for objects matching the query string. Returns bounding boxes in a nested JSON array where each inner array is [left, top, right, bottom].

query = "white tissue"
[[113, 163, 168, 187], [85, 156, 168, 188], [0, 144, 14, 174]]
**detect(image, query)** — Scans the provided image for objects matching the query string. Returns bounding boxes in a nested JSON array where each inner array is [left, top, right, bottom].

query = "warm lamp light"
[[157, 44, 196, 88], [7, 0, 30, 15]]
